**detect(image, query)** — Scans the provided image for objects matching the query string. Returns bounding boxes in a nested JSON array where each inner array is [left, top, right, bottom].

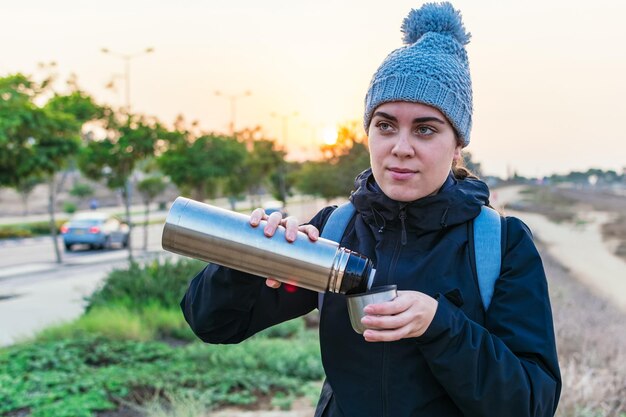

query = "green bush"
[[258, 317, 304, 339], [0, 333, 323, 417], [86, 258, 205, 311], [31, 220, 67, 235], [0, 220, 66, 239], [36, 258, 206, 344], [3, 258, 322, 416], [0, 226, 31, 239], [63, 201, 77, 214], [70, 183, 94, 199], [36, 303, 197, 343], [36, 305, 155, 341]]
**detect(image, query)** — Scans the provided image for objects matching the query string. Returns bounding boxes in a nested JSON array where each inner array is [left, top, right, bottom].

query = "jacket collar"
[[349, 168, 490, 233]]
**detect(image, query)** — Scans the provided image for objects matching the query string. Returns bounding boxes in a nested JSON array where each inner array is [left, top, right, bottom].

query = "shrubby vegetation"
[[0, 258, 323, 417], [0, 331, 323, 417], [0, 219, 66, 239]]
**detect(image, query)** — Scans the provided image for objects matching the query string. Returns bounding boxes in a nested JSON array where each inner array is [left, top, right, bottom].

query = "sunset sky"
[[3, 0, 625, 178]]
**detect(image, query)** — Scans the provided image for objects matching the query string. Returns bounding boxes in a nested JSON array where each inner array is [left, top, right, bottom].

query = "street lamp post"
[[214, 90, 252, 135], [270, 112, 298, 205], [101, 47, 154, 112], [271, 111, 299, 150], [100, 47, 154, 260]]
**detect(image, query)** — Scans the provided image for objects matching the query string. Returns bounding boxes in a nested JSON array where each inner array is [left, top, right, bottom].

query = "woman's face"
[[368, 101, 462, 202]]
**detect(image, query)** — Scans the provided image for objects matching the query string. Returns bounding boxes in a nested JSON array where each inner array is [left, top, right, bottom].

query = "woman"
[[181, 3, 561, 416]]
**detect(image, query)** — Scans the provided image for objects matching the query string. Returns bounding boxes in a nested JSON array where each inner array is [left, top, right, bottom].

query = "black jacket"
[[181, 170, 561, 417]]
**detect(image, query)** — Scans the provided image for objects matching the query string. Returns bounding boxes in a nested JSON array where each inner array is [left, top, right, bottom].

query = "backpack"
[[318, 203, 502, 312]]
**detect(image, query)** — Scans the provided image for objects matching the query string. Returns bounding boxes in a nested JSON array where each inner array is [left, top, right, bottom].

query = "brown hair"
[[452, 135, 478, 180], [452, 157, 478, 180]]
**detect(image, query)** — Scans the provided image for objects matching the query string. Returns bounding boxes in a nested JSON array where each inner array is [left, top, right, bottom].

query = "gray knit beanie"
[[364, 2, 473, 146]]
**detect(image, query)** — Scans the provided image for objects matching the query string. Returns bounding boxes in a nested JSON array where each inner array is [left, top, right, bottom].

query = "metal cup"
[[346, 285, 398, 334]]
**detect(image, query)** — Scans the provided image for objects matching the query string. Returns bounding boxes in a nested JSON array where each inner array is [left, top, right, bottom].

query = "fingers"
[[360, 291, 438, 341], [248, 208, 284, 237], [249, 208, 266, 227], [361, 308, 412, 330], [248, 208, 319, 243], [284, 216, 299, 242], [362, 291, 411, 315], [265, 278, 282, 289], [363, 328, 408, 342], [263, 211, 285, 237], [298, 224, 319, 241]]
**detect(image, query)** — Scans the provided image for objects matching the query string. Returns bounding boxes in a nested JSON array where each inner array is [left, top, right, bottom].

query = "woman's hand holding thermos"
[[249, 208, 320, 289], [249, 207, 438, 342]]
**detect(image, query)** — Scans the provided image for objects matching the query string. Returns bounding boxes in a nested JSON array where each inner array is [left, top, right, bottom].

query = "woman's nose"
[[391, 132, 415, 158]]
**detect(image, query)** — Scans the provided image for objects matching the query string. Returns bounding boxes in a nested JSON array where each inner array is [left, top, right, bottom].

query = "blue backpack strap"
[[321, 202, 356, 242], [318, 202, 356, 311], [473, 205, 502, 311], [317, 202, 501, 312]]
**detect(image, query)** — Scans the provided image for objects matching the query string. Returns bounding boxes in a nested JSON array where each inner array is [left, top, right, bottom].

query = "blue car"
[[60, 212, 129, 251], [263, 200, 288, 218]]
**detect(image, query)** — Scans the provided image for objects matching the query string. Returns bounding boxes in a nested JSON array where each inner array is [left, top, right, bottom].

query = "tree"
[[245, 139, 285, 205], [137, 175, 167, 250], [158, 132, 247, 202], [15, 176, 45, 216], [295, 161, 344, 202], [296, 122, 370, 201], [79, 114, 163, 260], [0, 74, 102, 263], [270, 160, 300, 203], [39, 91, 102, 262], [0, 74, 42, 190], [69, 182, 94, 208]]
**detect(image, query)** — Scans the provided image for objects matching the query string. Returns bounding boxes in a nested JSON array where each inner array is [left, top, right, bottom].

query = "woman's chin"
[[380, 185, 429, 202]]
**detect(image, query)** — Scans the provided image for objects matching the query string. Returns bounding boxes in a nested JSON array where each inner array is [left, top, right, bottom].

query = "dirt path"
[[492, 185, 626, 313], [508, 209, 626, 312]]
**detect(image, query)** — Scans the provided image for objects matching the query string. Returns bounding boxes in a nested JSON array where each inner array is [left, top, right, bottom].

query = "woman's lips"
[[388, 167, 417, 181]]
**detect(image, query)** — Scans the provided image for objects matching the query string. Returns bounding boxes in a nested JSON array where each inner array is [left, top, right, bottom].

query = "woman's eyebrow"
[[372, 111, 397, 122], [372, 111, 446, 125], [413, 117, 446, 125]]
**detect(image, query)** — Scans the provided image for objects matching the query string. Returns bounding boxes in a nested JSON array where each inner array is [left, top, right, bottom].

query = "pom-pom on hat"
[[364, 2, 473, 146]]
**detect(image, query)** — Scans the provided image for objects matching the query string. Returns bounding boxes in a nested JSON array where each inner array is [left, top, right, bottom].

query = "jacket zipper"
[[382, 237, 402, 417], [399, 205, 407, 246], [382, 342, 390, 417]]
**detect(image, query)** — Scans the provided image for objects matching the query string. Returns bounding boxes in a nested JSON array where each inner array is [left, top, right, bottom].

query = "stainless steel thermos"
[[161, 197, 375, 294]]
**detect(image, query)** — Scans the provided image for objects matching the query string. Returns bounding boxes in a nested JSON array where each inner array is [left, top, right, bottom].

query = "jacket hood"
[[349, 168, 489, 233]]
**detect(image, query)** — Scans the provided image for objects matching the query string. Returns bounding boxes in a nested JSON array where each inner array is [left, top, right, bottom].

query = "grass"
[[0, 219, 66, 239], [35, 304, 195, 343], [544, 250, 626, 417], [138, 392, 211, 417], [511, 185, 626, 416], [0, 258, 323, 417], [85, 258, 205, 312], [0, 326, 323, 417], [512, 186, 580, 223]]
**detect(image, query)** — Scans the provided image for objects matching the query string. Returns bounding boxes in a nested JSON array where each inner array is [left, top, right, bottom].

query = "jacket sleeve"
[[180, 207, 333, 344], [416, 216, 561, 417]]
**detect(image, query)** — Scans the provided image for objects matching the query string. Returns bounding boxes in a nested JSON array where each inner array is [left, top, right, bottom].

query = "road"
[[0, 223, 165, 276], [0, 197, 338, 346], [0, 223, 168, 346]]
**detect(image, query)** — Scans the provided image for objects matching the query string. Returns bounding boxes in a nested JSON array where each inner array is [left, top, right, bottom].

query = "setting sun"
[[322, 126, 338, 145]]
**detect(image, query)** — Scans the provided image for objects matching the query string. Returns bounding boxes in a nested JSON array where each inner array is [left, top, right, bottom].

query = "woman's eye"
[[416, 126, 435, 135], [377, 122, 393, 132]]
